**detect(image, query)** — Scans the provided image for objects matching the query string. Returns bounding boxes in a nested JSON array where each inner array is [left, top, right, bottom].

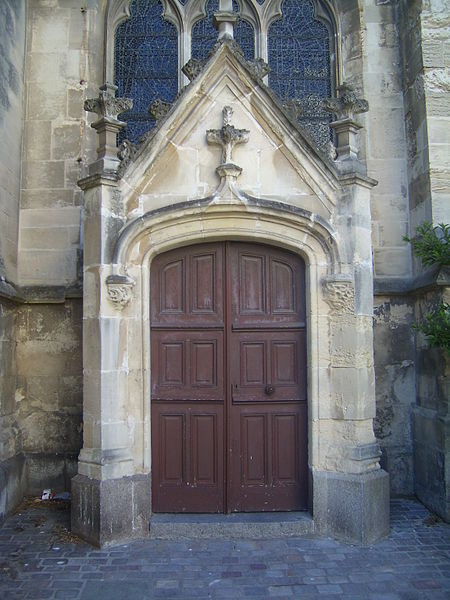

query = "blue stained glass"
[[114, 0, 178, 143], [268, 0, 332, 148], [191, 0, 255, 61]]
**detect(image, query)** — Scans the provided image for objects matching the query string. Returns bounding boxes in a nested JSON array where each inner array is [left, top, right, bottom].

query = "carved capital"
[[323, 84, 369, 121], [106, 274, 135, 310], [84, 83, 132, 121], [322, 278, 355, 314]]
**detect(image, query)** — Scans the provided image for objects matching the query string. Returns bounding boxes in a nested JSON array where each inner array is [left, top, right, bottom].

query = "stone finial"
[[106, 274, 135, 310], [323, 84, 369, 167], [84, 83, 133, 175], [213, 0, 238, 39], [206, 106, 249, 176], [84, 83, 132, 122], [323, 84, 369, 122]]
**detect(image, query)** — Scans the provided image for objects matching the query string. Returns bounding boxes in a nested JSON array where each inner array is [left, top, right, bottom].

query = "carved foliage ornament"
[[106, 274, 135, 310], [206, 106, 249, 167], [323, 84, 369, 121], [84, 83, 132, 121], [322, 279, 355, 314]]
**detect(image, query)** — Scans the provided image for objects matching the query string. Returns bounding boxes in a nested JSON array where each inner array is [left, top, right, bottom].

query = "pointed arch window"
[[114, 0, 179, 143], [111, 0, 337, 146], [268, 0, 335, 149]]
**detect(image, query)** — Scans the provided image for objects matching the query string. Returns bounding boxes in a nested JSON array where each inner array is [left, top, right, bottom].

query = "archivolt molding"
[[110, 197, 341, 274]]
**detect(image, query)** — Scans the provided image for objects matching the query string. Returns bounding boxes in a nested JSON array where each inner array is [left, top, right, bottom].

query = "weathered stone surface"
[[313, 469, 390, 545], [71, 473, 151, 547]]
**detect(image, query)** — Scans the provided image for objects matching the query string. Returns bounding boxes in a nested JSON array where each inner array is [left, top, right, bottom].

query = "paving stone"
[[0, 499, 449, 599]]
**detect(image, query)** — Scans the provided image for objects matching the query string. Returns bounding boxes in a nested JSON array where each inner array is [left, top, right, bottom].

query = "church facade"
[[0, 0, 448, 547]]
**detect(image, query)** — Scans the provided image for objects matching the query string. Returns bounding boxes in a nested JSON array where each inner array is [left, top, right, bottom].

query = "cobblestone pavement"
[[0, 498, 449, 599]]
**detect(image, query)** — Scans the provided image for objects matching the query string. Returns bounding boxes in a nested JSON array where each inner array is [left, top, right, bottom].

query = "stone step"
[[149, 511, 314, 540]]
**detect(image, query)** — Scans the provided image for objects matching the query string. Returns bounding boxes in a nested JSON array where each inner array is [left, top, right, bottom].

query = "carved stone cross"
[[206, 106, 249, 167]]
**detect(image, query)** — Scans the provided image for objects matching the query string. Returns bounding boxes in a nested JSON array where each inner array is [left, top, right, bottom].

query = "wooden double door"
[[151, 242, 308, 513]]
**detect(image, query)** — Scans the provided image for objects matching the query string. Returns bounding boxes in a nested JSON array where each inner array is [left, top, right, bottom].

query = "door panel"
[[152, 330, 224, 402], [152, 404, 224, 512], [229, 404, 307, 511], [231, 331, 306, 403], [151, 244, 224, 327], [151, 242, 307, 514]]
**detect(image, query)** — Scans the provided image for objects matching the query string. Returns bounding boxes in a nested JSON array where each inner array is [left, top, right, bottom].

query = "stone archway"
[[72, 192, 388, 546]]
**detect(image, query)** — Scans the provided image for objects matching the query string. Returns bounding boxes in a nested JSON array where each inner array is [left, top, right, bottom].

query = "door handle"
[[264, 385, 275, 396]]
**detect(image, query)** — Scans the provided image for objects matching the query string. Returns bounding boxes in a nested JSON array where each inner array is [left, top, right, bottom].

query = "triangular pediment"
[[118, 40, 340, 220]]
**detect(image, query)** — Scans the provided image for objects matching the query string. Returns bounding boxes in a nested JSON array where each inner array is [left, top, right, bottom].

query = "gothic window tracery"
[[268, 0, 334, 150], [114, 0, 178, 142], [191, 0, 255, 61], [112, 0, 337, 147]]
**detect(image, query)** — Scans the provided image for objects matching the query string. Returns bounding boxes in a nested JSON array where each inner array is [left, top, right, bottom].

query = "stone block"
[[71, 473, 151, 547], [52, 123, 81, 160], [23, 120, 51, 161], [26, 81, 67, 120], [30, 7, 70, 53], [21, 189, 75, 209], [67, 88, 84, 119], [373, 247, 411, 277], [20, 227, 68, 250], [22, 160, 65, 190], [313, 469, 390, 544]]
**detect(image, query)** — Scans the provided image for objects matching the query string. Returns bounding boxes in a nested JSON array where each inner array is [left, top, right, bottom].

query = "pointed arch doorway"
[[151, 241, 308, 513]]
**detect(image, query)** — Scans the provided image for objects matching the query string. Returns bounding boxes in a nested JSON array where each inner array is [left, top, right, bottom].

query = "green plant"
[[404, 222, 450, 354], [403, 222, 450, 266], [412, 302, 450, 355]]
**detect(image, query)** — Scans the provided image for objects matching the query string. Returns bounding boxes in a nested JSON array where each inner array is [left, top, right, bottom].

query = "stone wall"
[[15, 300, 83, 495], [0, 298, 26, 522], [0, 0, 26, 523], [0, 0, 25, 282], [361, 1, 411, 279], [19, 0, 102, 286], [373, 296, 415, 496], [413, 284, 450, 521]]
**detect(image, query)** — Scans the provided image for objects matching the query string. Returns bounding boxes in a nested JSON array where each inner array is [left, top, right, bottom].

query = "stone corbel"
[[322, 276, 355, 314], [106, 274, 135, 310]]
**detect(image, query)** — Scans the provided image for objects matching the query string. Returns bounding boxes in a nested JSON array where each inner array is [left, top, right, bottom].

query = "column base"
[[71, 473, 151, 547], [313, 469, 390, 545]]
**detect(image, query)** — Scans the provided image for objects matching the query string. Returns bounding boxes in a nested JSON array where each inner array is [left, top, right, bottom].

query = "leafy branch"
[[403, 222, 450, 267], [404, 222, 450, 355]]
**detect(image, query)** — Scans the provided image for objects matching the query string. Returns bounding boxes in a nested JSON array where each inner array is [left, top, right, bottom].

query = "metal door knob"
[[264, 385, 275, 395]]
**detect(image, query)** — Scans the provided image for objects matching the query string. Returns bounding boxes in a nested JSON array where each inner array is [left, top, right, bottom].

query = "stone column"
[[71, 85, 150, 547], [312, 88, 390, 544]]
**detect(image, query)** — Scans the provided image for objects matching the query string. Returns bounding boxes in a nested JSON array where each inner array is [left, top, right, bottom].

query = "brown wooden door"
[[151, 242, 307, 513]]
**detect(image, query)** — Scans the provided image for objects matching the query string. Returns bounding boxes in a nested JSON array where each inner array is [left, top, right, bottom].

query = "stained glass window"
[[268, 0, 332, 149], [114, 0, 178, 143], [191, 0, 255, 61]]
